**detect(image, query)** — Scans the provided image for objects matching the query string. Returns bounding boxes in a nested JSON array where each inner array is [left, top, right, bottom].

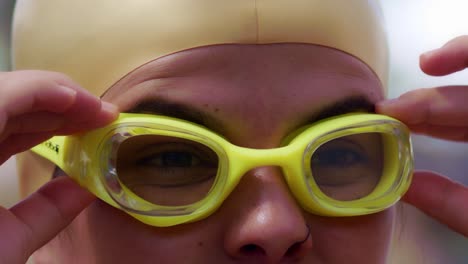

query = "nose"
[[223, 167, 312, 262]]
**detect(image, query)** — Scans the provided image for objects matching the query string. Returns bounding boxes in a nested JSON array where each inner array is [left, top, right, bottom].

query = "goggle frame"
[[31, 112, 413, 227]]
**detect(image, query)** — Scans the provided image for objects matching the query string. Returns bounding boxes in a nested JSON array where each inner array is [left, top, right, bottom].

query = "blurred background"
[[0, 0, 467, 263]]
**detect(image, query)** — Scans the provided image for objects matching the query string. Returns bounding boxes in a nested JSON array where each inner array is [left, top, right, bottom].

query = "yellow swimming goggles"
[[31, 113, 413, 227]]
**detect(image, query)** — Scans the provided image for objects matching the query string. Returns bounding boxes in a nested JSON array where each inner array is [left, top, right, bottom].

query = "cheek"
[[63, 199, 395, 263], [307, 208, 395, 263], [69, 200, 224, 263]]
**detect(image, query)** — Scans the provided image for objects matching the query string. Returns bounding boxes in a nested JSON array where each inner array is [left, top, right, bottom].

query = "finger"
[[58, 101, 118, 133], [0, 102, 117, 143], [1, 177, 95, 264], [403, 171, 468, 237], [0, 71, 118, 160], [0, 132, 52, 164], [0, 70, 118, 131], [407, 124, 468, 142], [61, 92, 118, 125], [0, 112, 65, 142], [376, 86, 468, 140], [420, 35, 468, 76], [0, 71, 78, 116], [0, 107, 118, 165]]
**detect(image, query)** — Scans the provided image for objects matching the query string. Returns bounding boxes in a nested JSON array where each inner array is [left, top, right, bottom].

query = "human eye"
[[137, 146, 204, 168], [116, 135, 220, 206], [310, 136, 375, 187], [132, 142, 218, 187], [116, 136, 219, 187], [309, 133, 384, 201], [311, 146, 368, 168]]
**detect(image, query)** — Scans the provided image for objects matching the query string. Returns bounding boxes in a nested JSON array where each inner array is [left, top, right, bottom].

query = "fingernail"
[[378, 98, 398, 106], [421, 48, 438, 60], [376, 97, 411, 116], [59, 85, 78, 99], [376, 98, 399, 110], [101, 101, 119, 114]]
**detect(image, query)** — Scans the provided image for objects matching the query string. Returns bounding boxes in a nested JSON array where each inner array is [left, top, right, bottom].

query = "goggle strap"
[[31, 136, 67, 170]]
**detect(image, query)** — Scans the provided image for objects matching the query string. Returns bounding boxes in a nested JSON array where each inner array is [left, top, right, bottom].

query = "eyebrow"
[[308, 96, 375, 123], [125, 95, 375, 128], [126, 99, 217, 128]]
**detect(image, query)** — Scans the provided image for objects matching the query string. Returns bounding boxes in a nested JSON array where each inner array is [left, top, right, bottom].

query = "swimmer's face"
[[36, 44, 393, 263]]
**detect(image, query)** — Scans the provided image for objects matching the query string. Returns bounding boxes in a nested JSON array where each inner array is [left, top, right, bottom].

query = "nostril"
[[240, 244, 266, 256], [285, 241, 302, 257], [285, 228, 312, 259]]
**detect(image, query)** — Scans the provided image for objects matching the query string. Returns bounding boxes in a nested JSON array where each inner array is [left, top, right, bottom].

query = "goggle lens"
[[309, 132, 384, 201], [116, 135, 219, 206]]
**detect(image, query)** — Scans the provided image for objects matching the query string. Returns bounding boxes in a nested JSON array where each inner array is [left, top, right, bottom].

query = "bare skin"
[[0, 36, 465, 263]]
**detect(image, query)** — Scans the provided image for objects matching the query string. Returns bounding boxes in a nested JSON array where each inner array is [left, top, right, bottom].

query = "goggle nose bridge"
[[226, 144, 303, 176]]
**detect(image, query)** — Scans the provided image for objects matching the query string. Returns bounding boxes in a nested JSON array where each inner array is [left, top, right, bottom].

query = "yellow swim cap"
[[13, 0, 388, 195]]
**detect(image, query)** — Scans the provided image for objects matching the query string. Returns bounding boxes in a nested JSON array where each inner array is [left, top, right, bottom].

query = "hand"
[[0, 70, 118, 164], [376, 35, 468, 237], [0, 70, 118, 263]]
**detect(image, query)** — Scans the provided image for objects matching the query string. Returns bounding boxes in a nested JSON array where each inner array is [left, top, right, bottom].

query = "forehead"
[[104, 43, 383, 103], [103, 44, 383, 145]]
